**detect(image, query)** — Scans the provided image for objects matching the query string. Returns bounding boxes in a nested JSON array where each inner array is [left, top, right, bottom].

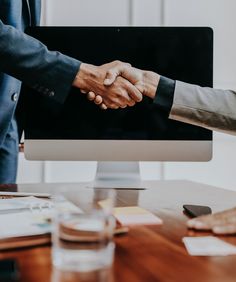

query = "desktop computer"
[[18, 27, 213, 187]]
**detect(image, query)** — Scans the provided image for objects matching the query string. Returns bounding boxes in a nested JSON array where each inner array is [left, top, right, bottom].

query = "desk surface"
[[1, 180, 236, 282]]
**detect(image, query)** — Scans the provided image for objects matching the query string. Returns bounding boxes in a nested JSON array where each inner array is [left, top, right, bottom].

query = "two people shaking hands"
[[75, 61, 236, 237], [2, 0, 236, 237], [73, 61, 160, 110], [1, 0, 236, 239]]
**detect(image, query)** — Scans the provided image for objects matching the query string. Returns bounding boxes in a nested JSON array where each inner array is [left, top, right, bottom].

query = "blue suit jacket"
[[0, 0, 81, 146]]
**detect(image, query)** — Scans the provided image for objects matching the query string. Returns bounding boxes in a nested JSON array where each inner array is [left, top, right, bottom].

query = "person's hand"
[[104, 62, 160, 99], [86, 61, 160, 109], [187, 207, 236, 234], [73, 62, 142, 109]]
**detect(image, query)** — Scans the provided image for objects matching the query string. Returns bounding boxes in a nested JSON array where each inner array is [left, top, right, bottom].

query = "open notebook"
[[0, 197, 52, 250]]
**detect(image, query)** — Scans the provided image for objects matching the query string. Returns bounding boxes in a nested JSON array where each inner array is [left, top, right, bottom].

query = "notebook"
[[0, 197, 52, 250]]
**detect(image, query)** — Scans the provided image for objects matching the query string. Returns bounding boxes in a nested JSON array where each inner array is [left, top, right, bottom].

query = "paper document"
[[0, 196, 86, 239], [0, 211, 51, 238], [0, 196, 52, 213], [183, 236, 236, 256]]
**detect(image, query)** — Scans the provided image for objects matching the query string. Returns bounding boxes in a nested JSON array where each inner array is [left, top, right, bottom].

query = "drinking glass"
[[52, 188, 116, 272]]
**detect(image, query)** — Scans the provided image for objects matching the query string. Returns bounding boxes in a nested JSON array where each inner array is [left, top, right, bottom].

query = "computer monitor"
[[19, 27, 213, 186]]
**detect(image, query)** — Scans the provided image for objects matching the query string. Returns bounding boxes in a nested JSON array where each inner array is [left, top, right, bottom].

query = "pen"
[[113, 227, 129, 236], [0, 192, 51, 198], [112, 188, 146, 190], [86, 187, 146, 190]]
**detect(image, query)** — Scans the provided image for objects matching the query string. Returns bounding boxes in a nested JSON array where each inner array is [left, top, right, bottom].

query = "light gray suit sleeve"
[[169, 81, 236, 135]]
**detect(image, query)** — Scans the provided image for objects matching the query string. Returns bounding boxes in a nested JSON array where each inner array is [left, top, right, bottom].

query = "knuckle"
[[120, 89, 128, 97], [107, 70, 113, 75], [118, 89, 125, 97], [88, 96, 94, 101], [129, 101, 136, 107], [137, 95, 143, 102], [100, 104, 107, 110], [133, 93, 142, 102], [112, 98, 122, 107], [114, 60, 121, 65], [95, 96, 102, 104]]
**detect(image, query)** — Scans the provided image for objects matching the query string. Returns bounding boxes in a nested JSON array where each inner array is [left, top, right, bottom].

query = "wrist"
[[72, 63, 98, 90], [142, 71, 160, 99]]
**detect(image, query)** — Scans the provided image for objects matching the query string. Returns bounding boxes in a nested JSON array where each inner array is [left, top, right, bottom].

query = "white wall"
[[18, 0, 236, 190]]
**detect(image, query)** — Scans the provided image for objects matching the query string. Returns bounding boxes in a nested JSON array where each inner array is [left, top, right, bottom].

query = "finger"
[[108, 104, 119, 110], [125, 62, 132, 67], [187, 208, 236, 230], [187, 213, 218, 228], [211, 207, 236, 221], [187, 219, 211, 230], [188, 216, 233, 230], [108, 78, 135, 107], [104, 63, 130, 86], [100, 103, 108, 110], [127, 85, 143, 103], [128, 100, 136, 107], [197, 208, 236, 226], [104, 69, 119, 86], [94, 95, 103, 105], [81, 90, 87, 94], [109, 97, 127, 108], [187, 215, 214, 230], [87, 92, 96, 101], [213, 224, 236, 235]]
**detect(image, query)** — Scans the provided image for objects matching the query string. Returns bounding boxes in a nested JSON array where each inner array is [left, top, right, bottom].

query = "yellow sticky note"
[[113, 206, 163, 226], [114, 206, 150, 216]]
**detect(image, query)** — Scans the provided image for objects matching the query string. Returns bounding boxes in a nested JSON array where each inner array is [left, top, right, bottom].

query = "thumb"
[[104, 69, 120, 86]]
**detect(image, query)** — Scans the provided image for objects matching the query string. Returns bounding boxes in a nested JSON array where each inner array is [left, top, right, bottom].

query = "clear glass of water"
[[52, 188, 116, 272]]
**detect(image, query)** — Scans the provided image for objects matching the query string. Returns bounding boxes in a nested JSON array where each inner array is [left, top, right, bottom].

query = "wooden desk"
[[1, 180, 236, 282]]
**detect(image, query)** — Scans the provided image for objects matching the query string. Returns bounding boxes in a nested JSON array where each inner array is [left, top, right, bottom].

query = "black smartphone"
[[0, 259, 19, 282], [183, 204, 212, 218]]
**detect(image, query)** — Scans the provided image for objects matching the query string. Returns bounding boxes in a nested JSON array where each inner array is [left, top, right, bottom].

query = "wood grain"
[[0, 180, 236, 282]]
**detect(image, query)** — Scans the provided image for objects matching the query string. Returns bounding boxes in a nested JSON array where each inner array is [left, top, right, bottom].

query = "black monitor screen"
[[19, 27, 213, 141]]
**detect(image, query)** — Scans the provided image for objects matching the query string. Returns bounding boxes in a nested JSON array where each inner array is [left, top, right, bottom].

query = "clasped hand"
[[73, 61, 160, 109]]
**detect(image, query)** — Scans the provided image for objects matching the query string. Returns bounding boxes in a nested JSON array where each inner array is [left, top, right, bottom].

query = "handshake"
[[73, 61, 160, 110]]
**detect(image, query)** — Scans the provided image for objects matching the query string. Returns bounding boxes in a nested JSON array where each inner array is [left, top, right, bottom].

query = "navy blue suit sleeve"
[[0, 20, 81, 104], [153, 76, 176, 115]]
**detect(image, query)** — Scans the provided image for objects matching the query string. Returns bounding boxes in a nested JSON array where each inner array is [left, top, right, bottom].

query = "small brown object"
[[113, 227, 129, 235]]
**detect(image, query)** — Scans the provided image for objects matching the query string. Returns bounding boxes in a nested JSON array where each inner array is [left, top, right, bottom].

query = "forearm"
[[0, 20, 81, 104], [170, 81, 236, 135], [152, 74, 236, 135]]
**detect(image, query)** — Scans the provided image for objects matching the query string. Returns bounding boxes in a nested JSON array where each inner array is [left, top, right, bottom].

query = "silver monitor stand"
[[94, 161, 141, 188]]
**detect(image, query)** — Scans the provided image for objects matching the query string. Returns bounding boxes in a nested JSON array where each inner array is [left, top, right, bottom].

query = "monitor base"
[[94, 162, 141, 188]]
